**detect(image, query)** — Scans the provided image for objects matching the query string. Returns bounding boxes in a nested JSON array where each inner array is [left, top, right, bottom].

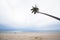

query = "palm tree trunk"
[[39, 12, 60, 21]]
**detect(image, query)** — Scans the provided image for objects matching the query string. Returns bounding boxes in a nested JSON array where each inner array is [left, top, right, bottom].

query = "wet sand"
[[0, 32, 60, 40]]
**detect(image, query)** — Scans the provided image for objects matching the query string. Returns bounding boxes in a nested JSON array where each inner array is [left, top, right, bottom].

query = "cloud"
[[0, 0, 60, 29], [0, 22, 60, 31]]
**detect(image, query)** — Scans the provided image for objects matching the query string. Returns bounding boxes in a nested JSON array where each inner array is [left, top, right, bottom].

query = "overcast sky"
[[0, 0, 60, 31]]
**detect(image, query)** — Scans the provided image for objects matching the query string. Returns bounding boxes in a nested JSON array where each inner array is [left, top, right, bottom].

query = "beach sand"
[[0, 32, 60, 40]]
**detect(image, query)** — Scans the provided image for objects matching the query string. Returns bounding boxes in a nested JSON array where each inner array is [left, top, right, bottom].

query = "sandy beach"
[[0, 32, 60, 40]]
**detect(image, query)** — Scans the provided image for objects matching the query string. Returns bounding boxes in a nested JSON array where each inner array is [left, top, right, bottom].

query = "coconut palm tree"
[[31, 5, 60, 21]]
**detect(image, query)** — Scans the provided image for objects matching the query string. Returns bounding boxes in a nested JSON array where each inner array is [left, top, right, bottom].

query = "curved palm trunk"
[[39, 12, 60, 21]]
